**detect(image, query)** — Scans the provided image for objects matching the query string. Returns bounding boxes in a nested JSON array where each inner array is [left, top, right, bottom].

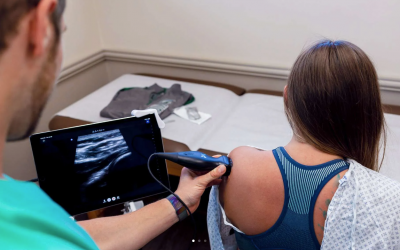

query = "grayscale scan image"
[[74, 129, 131, 202]]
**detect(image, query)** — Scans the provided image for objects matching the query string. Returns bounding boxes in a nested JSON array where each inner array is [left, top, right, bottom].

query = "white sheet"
[[201, 93, 293, 153]]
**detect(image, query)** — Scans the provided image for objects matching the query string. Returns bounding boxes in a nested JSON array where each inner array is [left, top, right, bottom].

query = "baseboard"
[[379, 78, 400, 92], [59, 50, 400, 92], [103, 50, 291, 80]]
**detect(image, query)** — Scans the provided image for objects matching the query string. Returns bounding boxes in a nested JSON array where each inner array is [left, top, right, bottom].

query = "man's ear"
[[28, 0, 57, 57]]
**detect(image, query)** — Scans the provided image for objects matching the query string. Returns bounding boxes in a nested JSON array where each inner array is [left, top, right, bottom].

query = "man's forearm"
[[79, 198, 179, 250]]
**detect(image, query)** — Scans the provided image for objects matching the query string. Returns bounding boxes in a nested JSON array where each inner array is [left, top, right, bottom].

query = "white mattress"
[[57, 74, 400, 182]]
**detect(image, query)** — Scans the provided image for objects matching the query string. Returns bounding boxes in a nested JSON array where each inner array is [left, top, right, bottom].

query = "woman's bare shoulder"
[[227, 146, 276, 179], [219, 146, 283, 234]]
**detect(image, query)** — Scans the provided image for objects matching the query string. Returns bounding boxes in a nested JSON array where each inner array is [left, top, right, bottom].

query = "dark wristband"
[[166, 194, 188, 221]]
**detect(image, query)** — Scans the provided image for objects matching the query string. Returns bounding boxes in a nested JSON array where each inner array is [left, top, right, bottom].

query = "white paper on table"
[[173, 107, 212, 125]]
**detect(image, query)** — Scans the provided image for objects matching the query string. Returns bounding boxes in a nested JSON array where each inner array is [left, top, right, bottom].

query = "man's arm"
[[79, 165, 226, 250]]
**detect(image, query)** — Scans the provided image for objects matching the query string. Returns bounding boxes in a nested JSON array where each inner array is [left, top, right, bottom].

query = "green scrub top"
[[0, 175, 99, 250]]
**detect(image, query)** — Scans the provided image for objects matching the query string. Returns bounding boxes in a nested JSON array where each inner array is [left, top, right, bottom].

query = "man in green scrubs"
[[0, 1, 227, 249]]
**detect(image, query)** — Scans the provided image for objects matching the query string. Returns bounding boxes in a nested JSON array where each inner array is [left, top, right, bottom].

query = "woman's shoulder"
[[226, 146, 277, 183], [228, 146, 276, 166], [220, 146, 284, 234]]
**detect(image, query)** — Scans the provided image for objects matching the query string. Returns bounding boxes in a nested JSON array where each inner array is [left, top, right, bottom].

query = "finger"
[[206, 179, 222, 188], [212, 155, 222, 158], [197, 165, 226, 187]]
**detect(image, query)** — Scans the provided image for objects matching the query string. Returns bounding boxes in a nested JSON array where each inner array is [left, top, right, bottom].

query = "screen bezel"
[[30, 115, 169, 215]]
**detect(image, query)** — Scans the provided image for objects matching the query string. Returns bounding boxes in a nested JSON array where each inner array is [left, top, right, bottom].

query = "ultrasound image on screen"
[[74, 129, 159, 205], [74, 129, 131, 201], [73, 127, 160, 204]]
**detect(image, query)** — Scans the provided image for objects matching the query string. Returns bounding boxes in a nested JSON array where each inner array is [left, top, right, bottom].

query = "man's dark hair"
[[0, 0, 66, 54]]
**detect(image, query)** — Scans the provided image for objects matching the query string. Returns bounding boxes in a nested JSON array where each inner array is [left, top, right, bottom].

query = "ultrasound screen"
[[30, 115, 169, 215]]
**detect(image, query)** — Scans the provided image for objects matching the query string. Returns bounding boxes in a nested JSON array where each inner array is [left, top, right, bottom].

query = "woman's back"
[[220, 140, 348, 249]]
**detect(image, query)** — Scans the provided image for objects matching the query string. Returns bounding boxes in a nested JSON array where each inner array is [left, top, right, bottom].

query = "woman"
[[208, 40, 400, 249]]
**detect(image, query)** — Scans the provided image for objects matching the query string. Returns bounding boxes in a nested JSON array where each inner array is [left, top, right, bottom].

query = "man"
[[0, 0, 226, 249]]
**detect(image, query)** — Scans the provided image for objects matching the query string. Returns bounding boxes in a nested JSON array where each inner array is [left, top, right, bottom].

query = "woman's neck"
[[284, 136, 343, 166]]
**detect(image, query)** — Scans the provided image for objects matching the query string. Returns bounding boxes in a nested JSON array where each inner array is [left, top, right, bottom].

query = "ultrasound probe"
[[150, 151, 233, 176]]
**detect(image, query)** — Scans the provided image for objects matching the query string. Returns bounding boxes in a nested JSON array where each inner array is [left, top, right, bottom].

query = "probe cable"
[[147, 153, 196, 250]]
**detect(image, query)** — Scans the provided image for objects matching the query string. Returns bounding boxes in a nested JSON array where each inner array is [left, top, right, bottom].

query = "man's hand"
[[175, 155, 226, 213]]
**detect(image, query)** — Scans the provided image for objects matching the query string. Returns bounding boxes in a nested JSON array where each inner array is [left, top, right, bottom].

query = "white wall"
[[62, 0, 102, 67], [94, 0, 400, 80]]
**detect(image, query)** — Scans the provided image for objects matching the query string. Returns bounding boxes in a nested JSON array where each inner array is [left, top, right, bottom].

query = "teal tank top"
[[234, 147, 349, 250]]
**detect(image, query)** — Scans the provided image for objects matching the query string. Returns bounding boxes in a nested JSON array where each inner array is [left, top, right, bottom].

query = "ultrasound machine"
[[30, 115, 169, 216]]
